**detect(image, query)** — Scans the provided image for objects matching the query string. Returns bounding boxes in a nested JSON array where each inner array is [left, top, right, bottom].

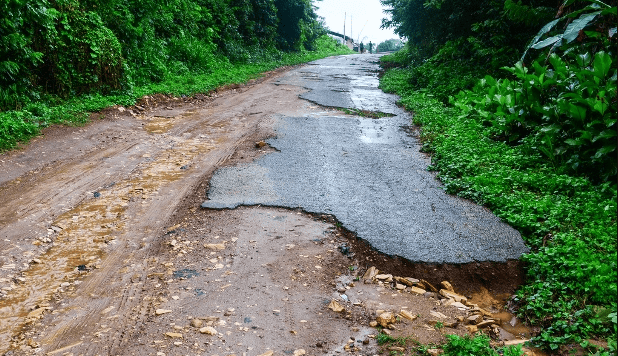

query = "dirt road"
[[0, 58, 530, 355]]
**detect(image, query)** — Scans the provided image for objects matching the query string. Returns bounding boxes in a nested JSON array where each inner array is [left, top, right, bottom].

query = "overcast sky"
[[314, 0, 400, 45]]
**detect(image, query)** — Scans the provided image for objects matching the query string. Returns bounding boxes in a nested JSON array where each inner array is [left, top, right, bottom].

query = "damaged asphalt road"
[[0, 54, 532, 355], [202, 54, 529, 264]]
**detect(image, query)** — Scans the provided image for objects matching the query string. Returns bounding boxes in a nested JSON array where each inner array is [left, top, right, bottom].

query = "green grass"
[[379, 67, 617, 354], [0, 35, 352, 151], [442, 334, 524, 356], [340, 107, 394, 119], [376, 332, 410, 346]]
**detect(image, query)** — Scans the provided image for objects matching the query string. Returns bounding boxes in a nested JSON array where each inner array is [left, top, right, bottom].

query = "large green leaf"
[[592, 130, 617, 142], [593, 51, 612, 78], [594, 145, 616, 158], [522, 19, 559, 60], [565, 138, 583, 146], [531, 35, 562, 50], [563, 11, 602, 43]]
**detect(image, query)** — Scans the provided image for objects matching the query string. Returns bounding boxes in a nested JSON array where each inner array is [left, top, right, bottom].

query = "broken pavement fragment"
[[398, 310, 418, 321], [440, 280, 454, 292], [155, 309, 172, 316], [199, 326, 217, 335], [439, 289, 467, 303], [376, 312, 397, 328], [409, 286, 426, 295], [363, 266, 378, 283], [203, 242, 226, 250], [327, 300, 345, 313], [394, 276, 419, 287]]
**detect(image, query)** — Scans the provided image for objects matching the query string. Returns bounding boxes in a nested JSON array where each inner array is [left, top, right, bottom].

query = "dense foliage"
[[380, 0, 563, 100], [379, 0, 617, 353], [0, 0, 326, 110], [376, 38, 404, 52], [0, 0, 351, 150]]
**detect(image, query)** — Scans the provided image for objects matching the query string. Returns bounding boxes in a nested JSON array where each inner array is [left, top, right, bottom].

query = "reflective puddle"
[[358, 118, 400, 144]]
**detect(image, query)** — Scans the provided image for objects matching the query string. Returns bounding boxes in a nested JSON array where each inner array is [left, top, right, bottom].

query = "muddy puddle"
[[468, 288, 536, 341]]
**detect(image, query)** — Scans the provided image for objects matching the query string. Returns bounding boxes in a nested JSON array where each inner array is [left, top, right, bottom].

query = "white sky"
[[314, 0, 400, 45]]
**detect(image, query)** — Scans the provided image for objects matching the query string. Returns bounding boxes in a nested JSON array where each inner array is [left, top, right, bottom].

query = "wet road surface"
[[202, 54, 529, 263], [0, 55, 531, 355]]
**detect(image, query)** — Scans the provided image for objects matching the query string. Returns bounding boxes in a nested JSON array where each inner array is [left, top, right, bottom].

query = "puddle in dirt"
[[142, 110, 199, 134], [468, 287, 536, 340], [0, 132, 217, 351], [143, 116, 177, 134]]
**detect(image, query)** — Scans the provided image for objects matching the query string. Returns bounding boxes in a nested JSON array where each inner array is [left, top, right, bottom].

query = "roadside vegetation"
[[376, 38, 405, 52], [0, 0, 352, 150], [379, 0, 616, 354]]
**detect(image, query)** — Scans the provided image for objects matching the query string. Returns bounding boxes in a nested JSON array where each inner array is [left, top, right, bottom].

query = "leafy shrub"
[[453, 48, 616, 184], [0, 112, 40, 150], [379, 45, 413, 69], [168, 34, 218, 74], [32, 1, 124, 96], [376, 39, 404, 53]]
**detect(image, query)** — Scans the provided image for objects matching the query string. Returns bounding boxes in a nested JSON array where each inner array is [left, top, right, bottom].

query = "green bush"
[[32, 3, 124, 96], [452, 50, 617, 183], [0, 112, 40, 150]]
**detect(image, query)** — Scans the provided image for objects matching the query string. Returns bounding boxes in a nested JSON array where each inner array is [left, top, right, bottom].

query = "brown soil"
[[0, 65, 536, 355]]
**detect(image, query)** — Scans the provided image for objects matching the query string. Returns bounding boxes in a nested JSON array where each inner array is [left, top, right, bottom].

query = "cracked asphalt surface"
[[202, 54, 529, 264]]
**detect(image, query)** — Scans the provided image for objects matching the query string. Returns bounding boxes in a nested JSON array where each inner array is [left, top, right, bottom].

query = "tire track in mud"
[[0, 72, 307, 354]]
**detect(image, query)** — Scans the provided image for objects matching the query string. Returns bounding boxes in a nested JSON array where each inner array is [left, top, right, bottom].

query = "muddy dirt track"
[[0, 55, 530, 355]]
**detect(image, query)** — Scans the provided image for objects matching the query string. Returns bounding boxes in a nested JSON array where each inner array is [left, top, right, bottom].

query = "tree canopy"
[[380, 0, 560, 59], [0, 0, 325, 110], [377, 39, 404, 52]]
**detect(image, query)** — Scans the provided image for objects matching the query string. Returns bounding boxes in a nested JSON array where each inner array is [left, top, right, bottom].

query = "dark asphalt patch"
[[202, 54, 529, 264]]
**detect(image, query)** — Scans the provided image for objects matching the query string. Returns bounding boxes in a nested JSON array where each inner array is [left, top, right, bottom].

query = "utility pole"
[[343, 12, 346, 46], [351, 15, 353, 49]]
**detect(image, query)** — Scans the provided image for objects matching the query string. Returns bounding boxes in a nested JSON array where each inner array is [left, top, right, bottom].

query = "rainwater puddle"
[[358, 118, 399, 144], [143, 111, 201, 134], [468, 288, 537, 342], [350, 88, 391, 112], [143, 116, 177, 134], [351, 76, 379, 89]]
